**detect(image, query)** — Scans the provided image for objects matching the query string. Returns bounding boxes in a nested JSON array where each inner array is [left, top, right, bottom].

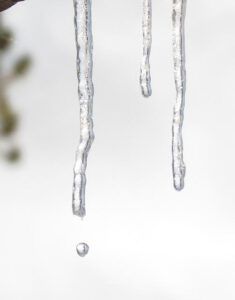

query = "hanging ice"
[[72, 0, 94, 218], [172, 0, 187, 191], [140, 0, 152, 97]]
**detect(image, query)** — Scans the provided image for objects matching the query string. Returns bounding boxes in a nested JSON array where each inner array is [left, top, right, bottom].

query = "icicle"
[[172, 0, 187, 191], [140, 0, 152, 97], [72, 0, 94, 218]]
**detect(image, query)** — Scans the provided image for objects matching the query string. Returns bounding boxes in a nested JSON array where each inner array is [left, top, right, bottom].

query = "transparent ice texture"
[[72, 0, 94, 218], [140, 0, 152, 97], [76, 243, 89, 257], [172, 0, 187, 191]]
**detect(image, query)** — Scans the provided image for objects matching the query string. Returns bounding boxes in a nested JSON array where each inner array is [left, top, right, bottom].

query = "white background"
[[1, 1, 235, 299]]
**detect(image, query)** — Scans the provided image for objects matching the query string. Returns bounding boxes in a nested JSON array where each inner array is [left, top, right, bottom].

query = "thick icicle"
[[172, 0, 187, 191], [140, 0, 152, 97], [72, 0, 94, 218]]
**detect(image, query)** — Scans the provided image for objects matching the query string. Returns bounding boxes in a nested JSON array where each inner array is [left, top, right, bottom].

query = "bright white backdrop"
[[1, 1, 235, 299]]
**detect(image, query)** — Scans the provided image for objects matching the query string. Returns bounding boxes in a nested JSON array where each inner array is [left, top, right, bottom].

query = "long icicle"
[[140, 0, 152, 97], [72, 0, 94, 218], [172, 0, 187, 191]]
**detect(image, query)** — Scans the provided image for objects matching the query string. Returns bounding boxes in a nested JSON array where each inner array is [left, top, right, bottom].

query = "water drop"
[[76, 243, 89, 257]]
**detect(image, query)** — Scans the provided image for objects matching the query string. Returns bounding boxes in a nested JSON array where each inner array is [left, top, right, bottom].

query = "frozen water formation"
[[76, 243, 89, 257], [71, 0, 188, 222], [140, 0, 152, 97], [72, 0, 94, 218], [172, 0, 187, 191]]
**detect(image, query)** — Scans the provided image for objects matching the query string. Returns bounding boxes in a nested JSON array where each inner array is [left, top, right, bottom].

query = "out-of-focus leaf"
[[0, 98, 18, 136], [14, 56, 31, 76], [0, 114, 17, 136], [5, 147, 21, 162], [0, 28, 13, 51]]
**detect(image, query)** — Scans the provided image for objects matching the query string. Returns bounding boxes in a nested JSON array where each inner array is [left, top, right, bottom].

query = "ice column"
[[140, 0, 152, 97], [172, 0, 187, 191], [72, 0, 94, 217]]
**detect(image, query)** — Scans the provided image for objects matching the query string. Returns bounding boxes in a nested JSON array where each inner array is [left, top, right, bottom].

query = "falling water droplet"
[[172, 0, 187, 190], [76, 243, 89, 257], [140, 0, 152, 97], [72, 0, 94, 218]]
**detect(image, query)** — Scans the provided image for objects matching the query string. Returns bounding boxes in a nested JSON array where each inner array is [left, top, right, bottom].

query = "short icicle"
[[140, 0, 152, 97], [72, 0, 94, 218], [172, 0, 187, 191]]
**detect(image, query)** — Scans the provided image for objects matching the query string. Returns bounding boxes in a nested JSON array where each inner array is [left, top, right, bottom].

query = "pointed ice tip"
[[174, 181, 184, 191], [174, 185, 184, 192], [141, 84, 152, 98], [73, 205, 86, 219], [78, 208, 86, 219], [142, 90, 152, 98]]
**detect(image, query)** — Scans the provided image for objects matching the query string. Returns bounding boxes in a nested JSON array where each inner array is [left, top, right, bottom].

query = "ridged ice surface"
[[72, 0, 94, 217], [172, 0, 187, 191], [140, 0, 152, 97]]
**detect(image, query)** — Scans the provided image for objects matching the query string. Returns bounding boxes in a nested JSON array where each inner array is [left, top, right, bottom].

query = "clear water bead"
[[76, 243, 89, 257]]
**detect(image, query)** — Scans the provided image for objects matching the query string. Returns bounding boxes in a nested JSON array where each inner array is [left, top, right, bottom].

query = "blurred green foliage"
[[0, 97, 18, 136], [0, 27, 12, 51], [0, 19, 31, 162], [14, 56, 31, 76], [5, 147, 21, 162]]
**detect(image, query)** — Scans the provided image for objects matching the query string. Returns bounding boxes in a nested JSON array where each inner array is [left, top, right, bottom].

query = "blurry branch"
[[0, 0, 25, 12], [0, 14, 31, 162]]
